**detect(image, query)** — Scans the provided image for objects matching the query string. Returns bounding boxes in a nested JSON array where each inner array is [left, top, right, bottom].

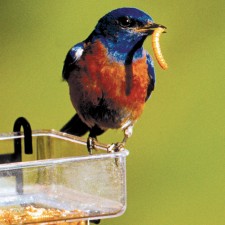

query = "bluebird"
[[61, 7, 166, 153]]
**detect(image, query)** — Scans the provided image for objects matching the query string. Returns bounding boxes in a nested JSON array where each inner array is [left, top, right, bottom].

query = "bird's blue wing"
[[62, 42, 84, 80], [145, 53, 156, 101]]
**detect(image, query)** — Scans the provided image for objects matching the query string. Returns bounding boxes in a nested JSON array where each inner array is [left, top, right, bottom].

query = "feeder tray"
[[0, 118, 128, 224]]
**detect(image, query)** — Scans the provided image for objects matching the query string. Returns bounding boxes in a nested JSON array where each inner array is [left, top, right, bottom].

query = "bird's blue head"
[[91, 7, 166, 61], [95, 8, 154, 38]]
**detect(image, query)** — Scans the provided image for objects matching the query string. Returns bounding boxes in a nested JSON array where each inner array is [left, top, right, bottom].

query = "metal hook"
[[0, 117, 33, 194], [13, 117, 33, 159]]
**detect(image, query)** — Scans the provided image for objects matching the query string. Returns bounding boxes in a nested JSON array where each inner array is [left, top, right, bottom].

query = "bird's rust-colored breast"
[[71, 40, 150, 126]]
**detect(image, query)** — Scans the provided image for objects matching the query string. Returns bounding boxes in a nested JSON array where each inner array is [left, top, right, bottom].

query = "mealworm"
[[152, 27, 168, 70]]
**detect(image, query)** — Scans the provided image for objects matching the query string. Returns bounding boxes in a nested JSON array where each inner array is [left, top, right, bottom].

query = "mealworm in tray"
[[0, 206, 86, 225]]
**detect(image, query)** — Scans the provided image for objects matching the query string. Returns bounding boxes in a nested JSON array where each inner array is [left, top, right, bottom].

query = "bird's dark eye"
[[118, 16, 134, 28]]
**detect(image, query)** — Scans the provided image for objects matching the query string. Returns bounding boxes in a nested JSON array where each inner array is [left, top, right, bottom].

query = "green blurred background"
[[1, 0, 224, 224]]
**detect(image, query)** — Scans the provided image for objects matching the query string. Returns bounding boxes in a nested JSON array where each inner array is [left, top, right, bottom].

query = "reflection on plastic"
[[0, 130, 128, 224]]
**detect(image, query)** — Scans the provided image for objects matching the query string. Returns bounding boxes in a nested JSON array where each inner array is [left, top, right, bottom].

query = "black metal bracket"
[[0, 117, 33, 194]]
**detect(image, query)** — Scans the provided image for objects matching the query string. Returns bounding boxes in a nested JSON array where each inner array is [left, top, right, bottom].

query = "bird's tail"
[[60, 113, 89, 136]]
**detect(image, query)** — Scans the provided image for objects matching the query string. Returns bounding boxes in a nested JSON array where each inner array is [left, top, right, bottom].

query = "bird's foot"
[[87, 136, 97, 155], [107, 125, 133, 153], [107, 142, 125, 167], [107, 142, 125, 153]]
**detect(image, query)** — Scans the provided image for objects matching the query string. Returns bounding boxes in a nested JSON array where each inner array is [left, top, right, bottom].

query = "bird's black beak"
[[136, 22, 167, 34]]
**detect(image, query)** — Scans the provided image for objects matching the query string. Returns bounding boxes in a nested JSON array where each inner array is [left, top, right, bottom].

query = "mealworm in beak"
[[152, 27, 168, 70]]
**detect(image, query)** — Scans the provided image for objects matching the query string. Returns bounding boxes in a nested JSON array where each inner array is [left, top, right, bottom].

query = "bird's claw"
[[87, 136, 97, 154], [107, 127, 131, 153], [107, 142, 125, 153]]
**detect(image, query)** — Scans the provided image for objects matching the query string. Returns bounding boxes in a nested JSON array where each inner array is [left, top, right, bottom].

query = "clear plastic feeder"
[[0, 130, 128, 224]]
